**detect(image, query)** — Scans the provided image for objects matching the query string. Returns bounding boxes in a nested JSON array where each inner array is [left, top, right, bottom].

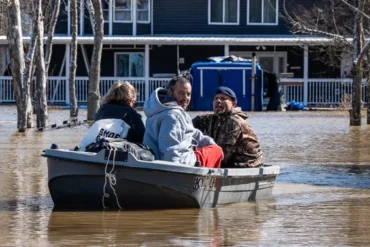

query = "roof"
[[0, 34, 345, 46]]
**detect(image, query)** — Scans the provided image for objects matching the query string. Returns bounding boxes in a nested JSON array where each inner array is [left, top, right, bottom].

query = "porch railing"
[[0, 76, 368, 106], [281, 78, 368, 106]]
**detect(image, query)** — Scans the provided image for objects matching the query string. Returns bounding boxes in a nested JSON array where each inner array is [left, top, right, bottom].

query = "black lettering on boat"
[[194, 176, 216, 189], [194, 177, 202, 188]]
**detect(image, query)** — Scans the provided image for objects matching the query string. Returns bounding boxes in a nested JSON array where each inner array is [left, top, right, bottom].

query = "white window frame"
[[230, 51, 287, 74], [208, 0, 240, 25], [114, 52, 145, 77], [137, 0, 150, 23], [247, 0, 278, 26], [113, 0, 132, 23]]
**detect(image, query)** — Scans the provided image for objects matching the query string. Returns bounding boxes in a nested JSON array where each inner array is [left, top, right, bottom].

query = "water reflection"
[[47, 202, 276, 246]]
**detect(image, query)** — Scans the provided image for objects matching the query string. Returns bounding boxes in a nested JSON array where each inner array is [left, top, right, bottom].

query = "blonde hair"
[[102, 81, 137, 104]]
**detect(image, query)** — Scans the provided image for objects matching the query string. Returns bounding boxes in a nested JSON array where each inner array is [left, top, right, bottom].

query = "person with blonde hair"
[[79, 81, 145, 151]]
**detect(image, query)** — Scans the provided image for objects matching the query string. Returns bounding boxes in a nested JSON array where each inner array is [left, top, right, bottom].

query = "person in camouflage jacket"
[[192, 86, 263, 168]]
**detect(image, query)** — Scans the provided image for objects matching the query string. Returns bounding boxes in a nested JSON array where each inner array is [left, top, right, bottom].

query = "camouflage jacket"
[[192, 110, 263, 168]]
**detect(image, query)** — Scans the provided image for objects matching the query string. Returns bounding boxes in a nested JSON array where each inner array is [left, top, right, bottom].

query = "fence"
[[281, 78, 368, 106], [0, 76, 368, 106], [0, 76, 169, 104]]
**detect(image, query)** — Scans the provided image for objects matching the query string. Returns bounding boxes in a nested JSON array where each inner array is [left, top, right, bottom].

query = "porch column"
[[132, 0, 137, 36], [79, 0, 84, 35], [65, 44, 70, 105], [109, 0, 113, 35], [145, 44, 150, 101], [224, 45, 229, 56], [303, 45, 308, 106]]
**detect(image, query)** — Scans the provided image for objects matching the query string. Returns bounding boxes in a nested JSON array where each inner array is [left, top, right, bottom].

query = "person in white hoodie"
[[143, 74, 223, 167]]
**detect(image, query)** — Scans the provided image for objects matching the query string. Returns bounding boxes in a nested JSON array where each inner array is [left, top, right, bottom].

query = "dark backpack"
[[85, 137, 155, 161]]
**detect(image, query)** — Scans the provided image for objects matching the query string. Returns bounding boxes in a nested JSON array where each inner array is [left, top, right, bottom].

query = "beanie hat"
[[214, 86, 237, 101]]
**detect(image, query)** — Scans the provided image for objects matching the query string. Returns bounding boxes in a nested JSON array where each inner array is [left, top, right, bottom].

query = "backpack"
[[85, 137, 155, 161]]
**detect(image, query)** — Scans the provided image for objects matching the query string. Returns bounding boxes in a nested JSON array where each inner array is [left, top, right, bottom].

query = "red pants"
[[194, 145, 223, 168]]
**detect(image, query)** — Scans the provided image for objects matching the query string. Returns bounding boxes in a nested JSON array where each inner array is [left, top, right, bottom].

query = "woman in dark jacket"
[[79, 81, 145, 150], [94, 81, 145, 143]]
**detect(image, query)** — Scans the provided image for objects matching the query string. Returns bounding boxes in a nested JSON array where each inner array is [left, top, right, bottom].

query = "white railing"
[[281, 78, 368, 106], [0, 76, 171, 104], [0, 76, 368, 106]]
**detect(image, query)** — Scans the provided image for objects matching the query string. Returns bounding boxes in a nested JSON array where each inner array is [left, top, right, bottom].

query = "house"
[[0, 0, 367, 106]]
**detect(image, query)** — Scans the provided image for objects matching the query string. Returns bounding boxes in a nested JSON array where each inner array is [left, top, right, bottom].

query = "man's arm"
[[192, 128, 215, 148], [192, 115, 209, 132], [158, 113, 183, 163]]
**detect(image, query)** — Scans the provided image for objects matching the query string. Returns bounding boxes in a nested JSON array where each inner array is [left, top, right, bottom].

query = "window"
[[208, 0, 239, 25], [137, 0, 150, 23], [114, 0, 132, 22], [247, 0, 278, 25], [102, 0, 109, 23], [115, 53, 144, 77]]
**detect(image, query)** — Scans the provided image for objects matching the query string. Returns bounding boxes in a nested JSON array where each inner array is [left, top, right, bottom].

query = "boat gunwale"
[[43, 149, 280, 178]]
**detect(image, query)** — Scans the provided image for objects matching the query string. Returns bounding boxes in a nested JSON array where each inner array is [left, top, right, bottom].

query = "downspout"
[[151, 0, 153, 35], [132, 0, 137, 36]]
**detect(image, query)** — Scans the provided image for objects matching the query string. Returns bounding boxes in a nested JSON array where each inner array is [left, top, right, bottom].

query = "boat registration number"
[[194, 176, 216, 189]]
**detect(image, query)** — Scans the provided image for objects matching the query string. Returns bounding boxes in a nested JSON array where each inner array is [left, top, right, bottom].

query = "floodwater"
[[1, 106, 370, 246]]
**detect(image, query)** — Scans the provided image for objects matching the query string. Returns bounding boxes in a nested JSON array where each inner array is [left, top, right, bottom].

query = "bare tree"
[[7, 0, 31, 132], [87, 0, 104, 120], [34, 0, 48, 129], [44, 0, 61, 73], [86, 0, 95, 35], [69, 0, 78, 117], [282, 0, 370, 125]]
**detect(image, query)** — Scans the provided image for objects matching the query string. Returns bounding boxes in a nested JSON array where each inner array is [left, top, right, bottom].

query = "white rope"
[[102, 147, 122, 209]]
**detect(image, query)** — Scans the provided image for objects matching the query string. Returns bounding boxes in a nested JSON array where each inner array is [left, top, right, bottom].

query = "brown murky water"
[[1, 106, 370, 246]]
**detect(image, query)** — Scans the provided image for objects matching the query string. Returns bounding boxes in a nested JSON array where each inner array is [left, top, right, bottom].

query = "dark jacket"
[[95, 102, 145, 144], [193, 109, 263, 168]]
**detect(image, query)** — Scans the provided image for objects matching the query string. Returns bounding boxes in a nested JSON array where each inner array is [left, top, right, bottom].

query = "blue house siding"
[[137, 24, 151, 35], [153, 0, 290, 35], [112, 23, 133, 35]]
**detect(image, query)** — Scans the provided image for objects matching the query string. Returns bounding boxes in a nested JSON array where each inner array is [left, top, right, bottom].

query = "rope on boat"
[[102, 148, 122, 209]]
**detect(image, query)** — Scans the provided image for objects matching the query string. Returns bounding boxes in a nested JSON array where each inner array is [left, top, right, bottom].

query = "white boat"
[[43, 146, 280, 209]]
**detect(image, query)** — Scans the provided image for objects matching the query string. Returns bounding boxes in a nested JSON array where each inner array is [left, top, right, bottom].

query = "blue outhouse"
[[190, 56, 264, 111]]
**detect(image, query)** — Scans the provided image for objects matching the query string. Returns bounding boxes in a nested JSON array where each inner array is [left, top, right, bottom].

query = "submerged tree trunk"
[[350, 0, 364, 126], [34, 0, 48, 129], [351, 66, 363, 126], [87, 0, 104, 120], [23, 0, 43, 129], [44, 0, 61, 73], [69, 0, 78, 117], [7, 0, 29, 132]]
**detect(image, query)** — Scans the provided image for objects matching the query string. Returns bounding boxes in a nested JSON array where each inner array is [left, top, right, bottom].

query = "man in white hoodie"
[[143, 75, 223, 168]]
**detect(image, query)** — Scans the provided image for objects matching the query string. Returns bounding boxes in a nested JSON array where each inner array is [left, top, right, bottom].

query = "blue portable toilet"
[[190, 56, 264, 111]]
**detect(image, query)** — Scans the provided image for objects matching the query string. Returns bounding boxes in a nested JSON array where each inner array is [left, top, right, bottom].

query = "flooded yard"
[[1, 106, 370, 246]]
